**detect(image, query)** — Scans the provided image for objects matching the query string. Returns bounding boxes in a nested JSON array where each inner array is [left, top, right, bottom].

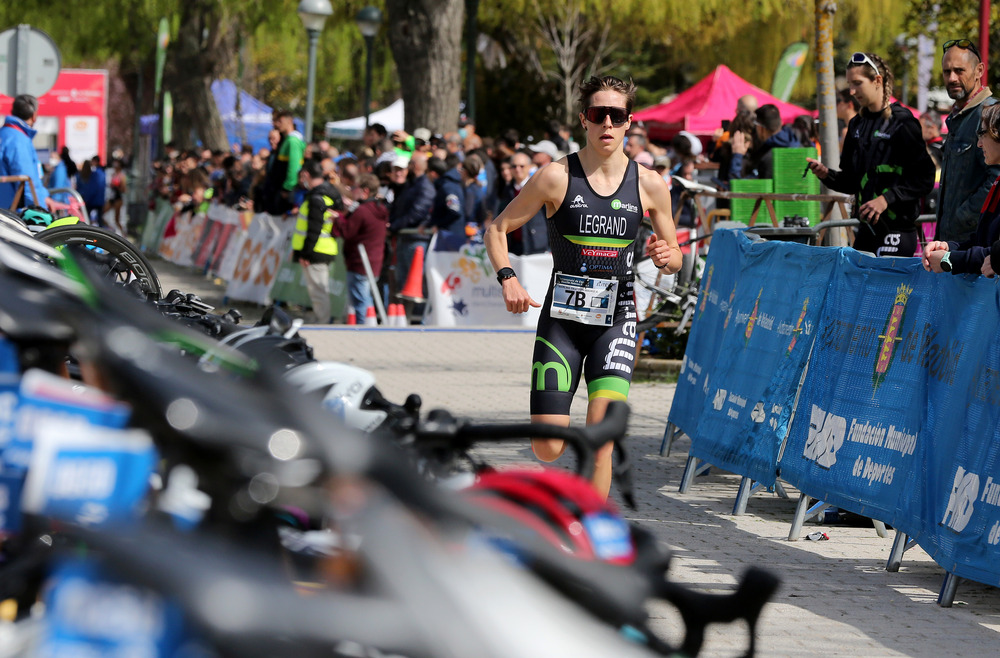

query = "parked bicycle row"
[[0, 216, 778, 656]]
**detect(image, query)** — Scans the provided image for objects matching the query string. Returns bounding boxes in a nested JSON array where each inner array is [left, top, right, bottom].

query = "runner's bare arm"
[[639, 168, 683, 274], [485, 162, 568, 314]]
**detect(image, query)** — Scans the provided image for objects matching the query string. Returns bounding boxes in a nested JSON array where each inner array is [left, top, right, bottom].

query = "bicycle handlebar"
[[405, 401, 635, 506]]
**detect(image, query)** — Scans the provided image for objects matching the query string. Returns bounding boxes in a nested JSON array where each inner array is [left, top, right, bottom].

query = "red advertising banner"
[[0, 69, 108, 163]]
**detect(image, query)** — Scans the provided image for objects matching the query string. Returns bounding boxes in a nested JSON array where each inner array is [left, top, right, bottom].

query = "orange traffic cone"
[[393, 303, 408, 327], [398, 246, 426, 302], [346, 305, 357, 325], [364, 306, 378, 326]]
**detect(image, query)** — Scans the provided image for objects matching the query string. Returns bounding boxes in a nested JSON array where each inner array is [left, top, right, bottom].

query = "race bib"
[[550, 273, 617, 326]]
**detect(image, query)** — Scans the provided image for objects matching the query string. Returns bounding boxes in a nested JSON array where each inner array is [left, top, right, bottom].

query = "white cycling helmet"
[[283, 361, 388, 434]]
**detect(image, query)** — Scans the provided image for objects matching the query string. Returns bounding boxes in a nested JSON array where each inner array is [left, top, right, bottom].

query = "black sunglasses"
[[584, 106, 629, 127], [943, 39, 981, 61]]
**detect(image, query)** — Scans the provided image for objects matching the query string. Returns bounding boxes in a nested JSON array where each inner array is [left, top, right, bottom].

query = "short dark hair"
[[836, 88, 861, 112], [427, 156, 447, 177], [444, 153, 461, 170], [275, 110, 294, 121], [302, 159, 324, 180], [367, 123, 387, 139], [11, 95, 37, 121], [755, 104, 783, 133], [579, 76, 637, 114]]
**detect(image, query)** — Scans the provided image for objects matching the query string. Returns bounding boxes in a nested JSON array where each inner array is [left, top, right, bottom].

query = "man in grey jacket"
[[936, 39, 1000, 243]]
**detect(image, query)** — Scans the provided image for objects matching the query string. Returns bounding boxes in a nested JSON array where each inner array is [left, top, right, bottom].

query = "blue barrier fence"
[[672, 229, 1000, 589]]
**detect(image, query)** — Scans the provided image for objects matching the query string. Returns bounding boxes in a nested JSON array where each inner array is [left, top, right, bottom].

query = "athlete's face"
[[580, 90, 631, 154], [846, 67, 882, 113]]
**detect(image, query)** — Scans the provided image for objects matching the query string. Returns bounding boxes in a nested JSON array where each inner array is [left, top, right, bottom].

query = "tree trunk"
[[386, 0, 465, 134], [166, 0, 232, 151]]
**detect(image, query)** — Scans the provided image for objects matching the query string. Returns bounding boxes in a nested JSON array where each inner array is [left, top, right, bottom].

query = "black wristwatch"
[[496, 267, 517, 285], [940, 251, 953, 273]]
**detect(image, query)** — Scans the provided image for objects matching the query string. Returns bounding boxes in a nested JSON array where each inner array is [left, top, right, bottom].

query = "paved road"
[[156, 257, 1000, 657]]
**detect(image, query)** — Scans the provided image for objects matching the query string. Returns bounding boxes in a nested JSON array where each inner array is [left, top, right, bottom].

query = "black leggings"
[[852, 225, 919, 258], [529, 312, 636, 416]]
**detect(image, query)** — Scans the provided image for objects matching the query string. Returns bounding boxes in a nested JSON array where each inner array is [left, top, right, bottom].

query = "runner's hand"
[[646, 233, 676, 270], [502, 278, 540, 314]]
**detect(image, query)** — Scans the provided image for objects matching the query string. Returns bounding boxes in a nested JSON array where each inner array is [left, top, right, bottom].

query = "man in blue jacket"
[[428, 155, 467, 249], [729, 104, 810, 180], [0, 95, 65, 212]]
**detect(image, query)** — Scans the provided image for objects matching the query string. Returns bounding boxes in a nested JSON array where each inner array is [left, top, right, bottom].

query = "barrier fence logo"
[[803, 404, 846, 469], [722, 285, 737, 329], [941, 466, 979, 533], [744, 288, 763, 346], [786, 298, 809, 355], [873, 283, 913, 393], [698, 265, 714, 316]]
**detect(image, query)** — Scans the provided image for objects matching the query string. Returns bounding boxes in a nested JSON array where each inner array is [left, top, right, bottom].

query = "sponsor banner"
[[158, 210, 207, 267], [140, 199, 175, 253], [224, 214, 292, 304], [667, 229, 745, 439], [690, 233, 836, 486], [194, 221, 223, 270], [215, 227, 248, 283], [207, 224, 237, 277], [425, 241, 553, 327], [206, 204, 244, 226]]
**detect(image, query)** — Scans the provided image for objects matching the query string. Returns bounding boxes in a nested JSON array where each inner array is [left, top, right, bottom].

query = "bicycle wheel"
[[36, 225, 162, 301]]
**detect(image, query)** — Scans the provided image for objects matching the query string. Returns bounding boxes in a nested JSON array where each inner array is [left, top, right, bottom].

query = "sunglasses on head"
[[584, 106, 629, 127], [849, 52, 881, 77], [943, 39, 982, 61]]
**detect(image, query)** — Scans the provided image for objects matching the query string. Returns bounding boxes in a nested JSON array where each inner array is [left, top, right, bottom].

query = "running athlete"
[[485, 76, 682, 499]]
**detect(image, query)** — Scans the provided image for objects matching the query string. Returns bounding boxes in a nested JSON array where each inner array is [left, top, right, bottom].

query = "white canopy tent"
[[324, 99, 405, 140]]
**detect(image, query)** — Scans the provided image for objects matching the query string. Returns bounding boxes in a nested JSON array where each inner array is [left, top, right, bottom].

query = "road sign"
[[0, 24, 62, 98]]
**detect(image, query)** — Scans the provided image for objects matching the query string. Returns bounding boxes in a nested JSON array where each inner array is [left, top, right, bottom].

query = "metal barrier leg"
[[886, 530, 910, 572], [659, 422, 677, 456], [788, 495, 831, 540], [938, 572, 961, 608], [678, 456, 699, 494], [733, 477, 752, 515], [872, 520, 889, 539]]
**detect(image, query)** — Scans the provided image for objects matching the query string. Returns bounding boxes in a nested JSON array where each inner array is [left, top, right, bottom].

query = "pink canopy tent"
[[633, 65, 811, 142]]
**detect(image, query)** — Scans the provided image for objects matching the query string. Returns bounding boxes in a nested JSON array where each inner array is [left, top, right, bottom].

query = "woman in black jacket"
[[806, 51, 935, 256]]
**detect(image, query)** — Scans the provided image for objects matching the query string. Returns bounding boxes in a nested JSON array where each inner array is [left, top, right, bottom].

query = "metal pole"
[[305, 28, 320, 144], [363, 34, 374, 129], [815, 0, 845, 244]]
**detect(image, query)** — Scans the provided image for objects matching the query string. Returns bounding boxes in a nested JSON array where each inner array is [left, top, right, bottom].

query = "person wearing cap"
[[0, 94, 68, 213], [529, 140, 564, 167]]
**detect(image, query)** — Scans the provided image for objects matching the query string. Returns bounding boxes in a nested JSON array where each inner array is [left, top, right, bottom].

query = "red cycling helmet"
[[465, 468, 636, 565]]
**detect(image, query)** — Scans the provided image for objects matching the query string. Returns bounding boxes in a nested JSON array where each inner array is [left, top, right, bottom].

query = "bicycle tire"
[[36, 225, 162, 301]]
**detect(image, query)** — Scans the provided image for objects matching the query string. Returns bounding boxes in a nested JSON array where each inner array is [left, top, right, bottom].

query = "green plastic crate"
[[730, 178, 773, 224], [773, 147, 820, 195]]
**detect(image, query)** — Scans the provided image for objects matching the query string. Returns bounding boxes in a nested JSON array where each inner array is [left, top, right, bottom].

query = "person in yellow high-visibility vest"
[[292, 160, 343, 324]]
